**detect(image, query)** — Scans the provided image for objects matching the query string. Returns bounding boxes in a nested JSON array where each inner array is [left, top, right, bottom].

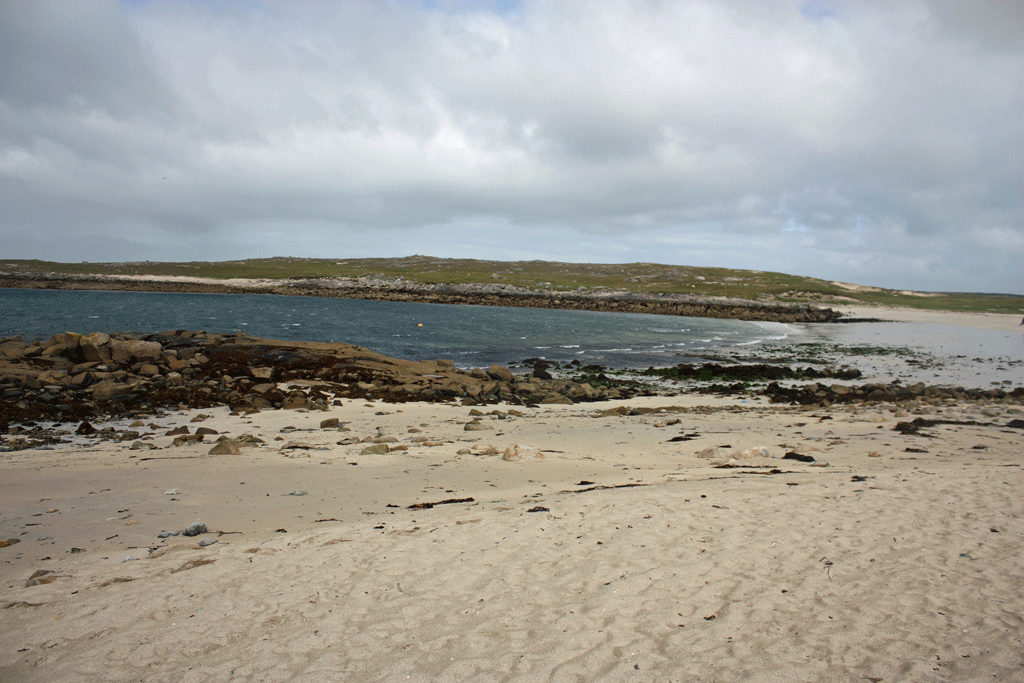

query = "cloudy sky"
[[1, 1, 1022, 293]]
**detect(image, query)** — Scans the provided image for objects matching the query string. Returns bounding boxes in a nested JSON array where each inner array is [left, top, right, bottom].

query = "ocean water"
[[0, 288, 792, 369]]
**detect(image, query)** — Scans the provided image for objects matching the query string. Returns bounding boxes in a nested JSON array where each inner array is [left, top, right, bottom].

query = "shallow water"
[[2, 288, 1020, 387], [0, 288, 791, 369]]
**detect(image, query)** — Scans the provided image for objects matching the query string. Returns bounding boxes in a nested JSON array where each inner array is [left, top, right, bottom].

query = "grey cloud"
[[0, 0, 1020, 293]]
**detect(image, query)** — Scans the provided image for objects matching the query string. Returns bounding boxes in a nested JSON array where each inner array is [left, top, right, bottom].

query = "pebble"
[[196, 538, 218, 547], [182, 522, 207, 537], [157, 530, 180, 538], [289, 490, 308, 496]]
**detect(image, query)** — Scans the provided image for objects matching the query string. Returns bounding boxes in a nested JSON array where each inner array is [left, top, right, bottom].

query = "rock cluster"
[[0, 331, 649, 429], [763, 381, 1024, 407]]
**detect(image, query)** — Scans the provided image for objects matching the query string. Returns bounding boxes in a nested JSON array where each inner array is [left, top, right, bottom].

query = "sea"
[[2, 288, 1021, 387]]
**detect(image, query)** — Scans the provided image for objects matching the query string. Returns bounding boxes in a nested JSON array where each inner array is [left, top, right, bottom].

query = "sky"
[[1, 1, 1022, 294]]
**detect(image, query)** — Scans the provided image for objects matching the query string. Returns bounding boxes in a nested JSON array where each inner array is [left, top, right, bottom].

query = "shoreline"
[[0, 272, 843, 323], [2, 320, 1022, 681]]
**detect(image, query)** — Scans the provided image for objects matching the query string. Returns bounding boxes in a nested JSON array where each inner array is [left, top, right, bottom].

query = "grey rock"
[[182, 522, 207, 537], [196, 538, 218, 547]]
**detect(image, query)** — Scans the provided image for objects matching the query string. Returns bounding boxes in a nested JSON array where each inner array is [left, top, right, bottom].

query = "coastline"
[[0, 272, 842, 323], [2, 303, 1022, 681]]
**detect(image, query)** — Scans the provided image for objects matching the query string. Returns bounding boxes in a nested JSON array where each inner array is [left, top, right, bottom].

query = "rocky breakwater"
[[0, 331, 649, 442]]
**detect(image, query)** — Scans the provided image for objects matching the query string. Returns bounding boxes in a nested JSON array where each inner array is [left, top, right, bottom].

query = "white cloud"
[[0, 0, 1020, 293]]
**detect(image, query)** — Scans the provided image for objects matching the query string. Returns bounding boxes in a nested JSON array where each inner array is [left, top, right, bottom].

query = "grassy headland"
[[2, 256, 1021, 314]]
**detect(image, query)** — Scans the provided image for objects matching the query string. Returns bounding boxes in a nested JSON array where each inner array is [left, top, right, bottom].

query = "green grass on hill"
[[2, 256, 1022, 314]]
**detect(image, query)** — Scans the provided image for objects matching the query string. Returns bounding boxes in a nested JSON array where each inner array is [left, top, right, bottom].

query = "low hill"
[[1, 256, 1021, 314]]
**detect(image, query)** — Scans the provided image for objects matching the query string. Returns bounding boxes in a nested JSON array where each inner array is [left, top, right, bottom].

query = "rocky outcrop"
[[0, 272, 842, 323], [762, 381, 1024, 407], [0, 331, 655, 430]]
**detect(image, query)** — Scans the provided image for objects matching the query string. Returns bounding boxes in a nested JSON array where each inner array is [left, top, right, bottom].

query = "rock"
[[208, 440, 240, 455], [867, 451, 881, 458], [76, 421, 97, 435], [0, 538, 21, 548], [282, 395, 312, 410], [138, 363, 161, 377], [464, 421, 492, 431], [696, 447, 721, 459], [360, 443, 390, 455], [320, 417, 340, 429], [182, 522, 207, 537], [782, 452, 816, 463], [90, 381, 134, 401], [24, 569, 56, 586], [288, 490, 307, 496], [196, 538, 218, 547], [250, 366, 274, 380], [486, 364, 514, 382], [195, 427, 219, 436], [157, 530, 179, 538], [732, 446, 769, 459], [502, 444, 543, 461], [172, 434, 204, 446], [130, 441, 158, 450]]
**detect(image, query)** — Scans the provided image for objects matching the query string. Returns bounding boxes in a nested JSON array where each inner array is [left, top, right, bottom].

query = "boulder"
[[281, 395, 312, 410], [79, 333, 112, 362], [208, 440, 240, 455], [110, 340, 162, 365], [486, 364, 514, 382], [90, 381, 134, 402]]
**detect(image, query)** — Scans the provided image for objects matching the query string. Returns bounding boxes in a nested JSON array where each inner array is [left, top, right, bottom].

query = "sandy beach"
[[0, 308, 1021, 682], [2, 378, 1022, 682]]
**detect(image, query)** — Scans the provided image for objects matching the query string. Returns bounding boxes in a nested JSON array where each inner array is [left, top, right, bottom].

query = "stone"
[[464, 421, 493, 431], [320, 417, 340, 429], [502, 444, 543, 461], [250, 366, 274, 380], [182, 522, 207, 537], [360, 443, 390, 455], [282, 395, 312, 410], [91, 381, 134, 402], [208, 440, 240, 455], [196, 538, 218, 547], [486, 364, 514, 382]]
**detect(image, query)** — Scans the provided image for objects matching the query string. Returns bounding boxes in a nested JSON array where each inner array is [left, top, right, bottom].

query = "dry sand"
[[2, 387, 1022, 682]]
